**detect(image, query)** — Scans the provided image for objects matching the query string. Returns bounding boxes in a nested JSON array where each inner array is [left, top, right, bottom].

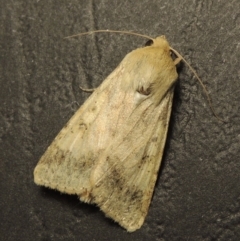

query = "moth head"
[[144, 35, 170, 50]]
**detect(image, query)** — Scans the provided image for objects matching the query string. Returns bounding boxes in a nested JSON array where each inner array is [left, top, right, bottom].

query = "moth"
[[34, 31, 207, 232]]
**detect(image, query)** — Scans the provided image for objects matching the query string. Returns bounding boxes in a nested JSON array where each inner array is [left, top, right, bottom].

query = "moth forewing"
[[34, 36, 178, 232]]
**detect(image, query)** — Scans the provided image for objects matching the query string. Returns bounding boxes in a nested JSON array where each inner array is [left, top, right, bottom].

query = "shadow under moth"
[[34, 30, 216, 232]]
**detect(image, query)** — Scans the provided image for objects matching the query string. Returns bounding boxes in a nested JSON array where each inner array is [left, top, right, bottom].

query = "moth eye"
[[137, 86, 151, 95], [145, 39, 153, 47], [170, 50, 177, 61]]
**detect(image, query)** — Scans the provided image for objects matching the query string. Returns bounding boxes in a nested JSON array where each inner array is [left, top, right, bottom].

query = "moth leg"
[[174, 57, 182, 65], [170, 48, 182, 65], [79, 86, 96, 93]]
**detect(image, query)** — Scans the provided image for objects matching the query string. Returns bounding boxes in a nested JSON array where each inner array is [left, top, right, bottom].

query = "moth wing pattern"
[[34, 36, 178, 232], [34, 64, 126, 195], [90, 89, 174, 231]]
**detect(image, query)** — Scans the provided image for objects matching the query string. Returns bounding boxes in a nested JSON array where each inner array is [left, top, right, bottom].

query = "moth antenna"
[[170, 47, 224, 122], [64, 29, 154, 41], [65, 30, 222, 121]]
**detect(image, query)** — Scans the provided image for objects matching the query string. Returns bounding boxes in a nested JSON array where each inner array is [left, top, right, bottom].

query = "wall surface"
[[1, 1, 240, 240]]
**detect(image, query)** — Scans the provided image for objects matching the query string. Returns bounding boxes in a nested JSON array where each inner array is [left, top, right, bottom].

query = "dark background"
[[1, 0, 240, 240]]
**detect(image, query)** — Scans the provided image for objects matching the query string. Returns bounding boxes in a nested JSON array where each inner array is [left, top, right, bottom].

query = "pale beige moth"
[[34, 32, 190, 232]]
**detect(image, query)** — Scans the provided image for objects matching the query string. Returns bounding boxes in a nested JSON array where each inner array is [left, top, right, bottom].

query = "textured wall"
[[1, 0, 240, 240]]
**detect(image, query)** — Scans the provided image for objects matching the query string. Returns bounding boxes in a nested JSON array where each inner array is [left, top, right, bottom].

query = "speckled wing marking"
[[34, 64, 125, 195], [90, 90, 174, 232]]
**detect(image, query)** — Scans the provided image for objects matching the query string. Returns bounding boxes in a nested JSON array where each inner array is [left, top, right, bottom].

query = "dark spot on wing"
[[137, 86, 151, 95], [151, 137, 158, 142]]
